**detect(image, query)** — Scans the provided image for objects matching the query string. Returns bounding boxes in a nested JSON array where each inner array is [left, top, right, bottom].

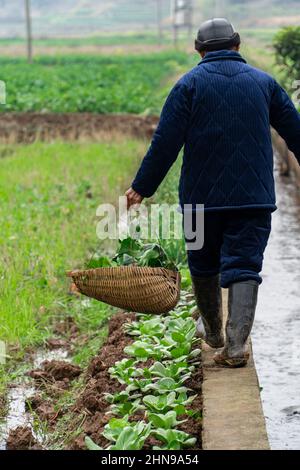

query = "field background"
[[0, 0, 295, 450]]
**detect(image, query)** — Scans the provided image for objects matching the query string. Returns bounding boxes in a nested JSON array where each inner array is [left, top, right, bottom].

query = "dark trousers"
[[186, 209, 272, 288]]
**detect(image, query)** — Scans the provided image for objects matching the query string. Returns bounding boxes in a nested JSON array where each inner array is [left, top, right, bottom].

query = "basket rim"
[[66, 265, 180, 278]]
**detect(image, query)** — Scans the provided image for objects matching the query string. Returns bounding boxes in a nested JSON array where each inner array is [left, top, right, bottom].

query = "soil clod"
[[6, 426, 39, 450]]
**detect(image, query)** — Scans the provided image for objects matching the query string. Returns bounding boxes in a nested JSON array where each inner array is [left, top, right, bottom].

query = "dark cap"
[[195, 18, 240, 52]]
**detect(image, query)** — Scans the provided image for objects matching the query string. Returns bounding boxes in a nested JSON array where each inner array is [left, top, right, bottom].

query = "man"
[[125, 18, 300, 368]]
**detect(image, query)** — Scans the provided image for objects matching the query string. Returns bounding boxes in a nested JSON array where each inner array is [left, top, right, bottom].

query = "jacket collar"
[[199, 50, 247, 65]]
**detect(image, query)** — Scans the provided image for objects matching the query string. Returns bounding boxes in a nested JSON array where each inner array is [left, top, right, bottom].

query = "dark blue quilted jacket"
[[132, 50, 300, 211]]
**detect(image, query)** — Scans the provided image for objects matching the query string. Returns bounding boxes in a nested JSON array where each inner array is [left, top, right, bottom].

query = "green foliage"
[[0, 140, 144, 346], [143, 377, 188, 395], [143, 391, 196, 415], [149, 361, 194, 381], [108, 359, 139, 385], [0, 52, 190, 114], [124, 339, 167, 361], [102, 416, 130, 442], [87, 237, 178, 270], [86, 421, 151, 451], [85, 436, 102, 451], [152, 428, 196, 450], [148, 410, 186, 430], [110, 399, 143, 418], [273, 26, 300, 91], [86, 289, 200, 450]]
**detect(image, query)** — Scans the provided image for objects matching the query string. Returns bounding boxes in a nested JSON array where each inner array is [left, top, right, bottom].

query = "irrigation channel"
[[252, 152, 300, 450]]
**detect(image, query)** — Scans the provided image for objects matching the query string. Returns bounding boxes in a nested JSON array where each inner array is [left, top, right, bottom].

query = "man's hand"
[[125, 187, 144, 210]]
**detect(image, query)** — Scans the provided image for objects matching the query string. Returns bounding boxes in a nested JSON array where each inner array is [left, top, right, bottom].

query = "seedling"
[[102, 416, 130, 442], [143, 392, 196, 415], [109, 423, 151, 450], [108, 358, 139, 385], [152, 429, 197, 450], [143, 377, 189, 394], [149, 361, 193, 382], [85, 422, 151, 451], [104, 390, 141, 404], [148, 410, 187, 429], [110, 399, 144, 418]]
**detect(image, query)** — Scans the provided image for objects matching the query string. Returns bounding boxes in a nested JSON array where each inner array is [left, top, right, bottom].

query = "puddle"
[[252, 154, 300, 450], [0, 384, 34, 450], [0, 347, 69, 450], [33, 348, 69, 368]]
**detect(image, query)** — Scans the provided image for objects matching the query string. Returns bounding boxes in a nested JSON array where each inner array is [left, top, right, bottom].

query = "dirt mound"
[[28, 360, 82, 399], [0, 113, 158, 144], [6, 426, 41, 451], [26, 395, 59, 423], [43, 361, 82, 380]]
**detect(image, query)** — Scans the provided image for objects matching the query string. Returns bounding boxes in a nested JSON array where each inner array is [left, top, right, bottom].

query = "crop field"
[[0, 135, 200, 450], [0, 31, 275, 450], [0, 52, 192, 114]]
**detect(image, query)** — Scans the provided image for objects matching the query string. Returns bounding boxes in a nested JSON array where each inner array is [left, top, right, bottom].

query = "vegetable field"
[[0, 52, 191, 114], [0, 136, 201, 450], [0, 38, 203, 450]]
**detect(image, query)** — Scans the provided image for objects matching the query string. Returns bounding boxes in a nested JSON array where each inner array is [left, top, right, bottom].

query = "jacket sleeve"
[[131, 78, 193, 198], [270, 80, 300, 165]]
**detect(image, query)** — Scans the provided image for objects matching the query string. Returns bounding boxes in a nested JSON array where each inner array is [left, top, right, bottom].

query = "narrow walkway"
[[202, 291, 269, 450]]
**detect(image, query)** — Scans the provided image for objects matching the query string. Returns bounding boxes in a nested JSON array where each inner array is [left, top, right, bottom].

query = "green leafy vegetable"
[[108, 359, 139, 385], [85, 436, 103, 451], [152, 429, 197, 450], [90, 237, 178, 271], [148, 410, 186, 429]]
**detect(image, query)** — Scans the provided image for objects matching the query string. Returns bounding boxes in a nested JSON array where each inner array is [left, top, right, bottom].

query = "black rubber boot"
[[192, 275, 225, 349], [214, 280, 259, 368]]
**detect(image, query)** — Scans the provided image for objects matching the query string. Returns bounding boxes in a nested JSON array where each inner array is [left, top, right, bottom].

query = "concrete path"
[[201, 290, 270, 450]]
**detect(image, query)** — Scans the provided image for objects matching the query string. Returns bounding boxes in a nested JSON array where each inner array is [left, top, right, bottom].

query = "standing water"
[[252, 154, 300, 450]]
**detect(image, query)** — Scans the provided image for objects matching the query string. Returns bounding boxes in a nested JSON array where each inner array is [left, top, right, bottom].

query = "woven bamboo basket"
[[67, 266, 181, 314]]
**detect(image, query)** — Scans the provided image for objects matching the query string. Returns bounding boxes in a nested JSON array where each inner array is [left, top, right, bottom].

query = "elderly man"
[[125, 18, 300, 367]]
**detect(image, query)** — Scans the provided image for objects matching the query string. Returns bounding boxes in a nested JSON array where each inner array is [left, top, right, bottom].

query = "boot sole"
[[213, 354, 249, 368]]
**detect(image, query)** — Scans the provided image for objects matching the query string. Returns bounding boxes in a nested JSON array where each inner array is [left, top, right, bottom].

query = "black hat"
[[195, 18, 240, 52]]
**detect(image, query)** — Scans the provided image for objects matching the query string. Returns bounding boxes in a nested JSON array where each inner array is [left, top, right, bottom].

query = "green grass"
[[0, 52, 193, 114], [0, 139, 146, 349]]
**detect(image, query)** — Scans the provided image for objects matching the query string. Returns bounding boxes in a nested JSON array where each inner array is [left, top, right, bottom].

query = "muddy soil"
[[6, 426, 42, 451], [27, 360, 82, 400], [69, 311, 202, 451], [0, 113, 158, 144]]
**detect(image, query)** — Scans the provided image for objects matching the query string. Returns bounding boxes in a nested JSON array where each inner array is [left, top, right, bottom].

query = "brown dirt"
[[46, 360, 80, 379], [46, 338, 69, 350], [6, 426, 42, 451], [53, 316, 79, 338], [25, 394, 60, 423], [0, 113, 158, 144], [66, 311, 135, 449], [27, 360, 82, 402], [0, 44, 171, 58], [67, 310, 202, 451]]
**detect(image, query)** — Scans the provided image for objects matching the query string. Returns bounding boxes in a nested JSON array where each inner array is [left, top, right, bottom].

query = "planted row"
[[85, 290, 202, 451]]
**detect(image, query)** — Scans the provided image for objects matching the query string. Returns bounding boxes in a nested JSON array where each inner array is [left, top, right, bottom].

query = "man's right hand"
[[125, 187, 144, 210]]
